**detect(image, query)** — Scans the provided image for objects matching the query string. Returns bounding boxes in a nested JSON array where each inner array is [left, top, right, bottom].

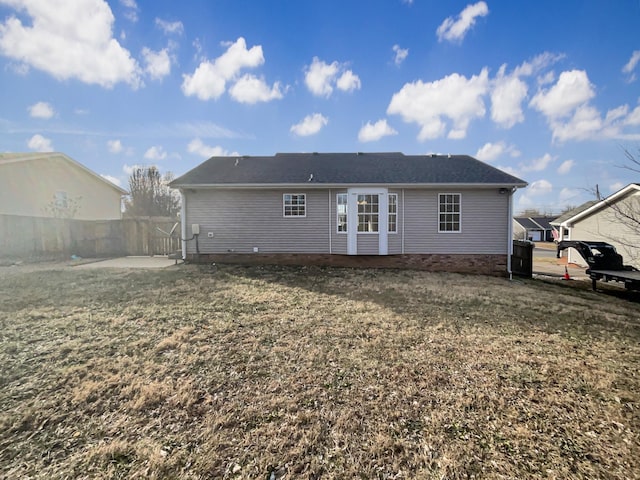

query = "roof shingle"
[[171, 152, 527, 187]]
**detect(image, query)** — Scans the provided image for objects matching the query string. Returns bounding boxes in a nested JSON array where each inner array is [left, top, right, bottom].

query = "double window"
[[336, 193, 397, 233], [283, 193, 306, 217], [438, 193, 461, 232]]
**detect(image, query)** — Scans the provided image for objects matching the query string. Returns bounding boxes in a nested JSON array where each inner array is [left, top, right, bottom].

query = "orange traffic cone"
[[564, 266, 571, 280]]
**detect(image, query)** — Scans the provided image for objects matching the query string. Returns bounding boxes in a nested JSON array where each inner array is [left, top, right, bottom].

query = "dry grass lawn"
[[0, 263, 639, 479]]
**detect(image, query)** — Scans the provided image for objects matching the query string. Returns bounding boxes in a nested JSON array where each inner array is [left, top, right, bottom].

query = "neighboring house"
[[170, 152, 527, 275], [0, 152, 126, 220], [551, 184, 640, 268], [513, 216, 557, 242]]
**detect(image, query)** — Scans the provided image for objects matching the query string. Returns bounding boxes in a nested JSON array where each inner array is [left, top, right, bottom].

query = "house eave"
[[557, 183, 640, 227], [172, 182, 528, 190], [0, 151, 128, 195]]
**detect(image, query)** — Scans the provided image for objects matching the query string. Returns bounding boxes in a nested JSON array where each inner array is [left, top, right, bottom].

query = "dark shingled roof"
[[514, 217, 544, 230], [550, 201, 598, 225], [171, 152, 527, 187]]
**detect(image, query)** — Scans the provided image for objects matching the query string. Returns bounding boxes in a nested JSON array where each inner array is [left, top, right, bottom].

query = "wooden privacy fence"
[[0, 214, 180, 258]]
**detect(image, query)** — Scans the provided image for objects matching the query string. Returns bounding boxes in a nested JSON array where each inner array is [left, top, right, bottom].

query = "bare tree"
[[124, 166, 180, 218]]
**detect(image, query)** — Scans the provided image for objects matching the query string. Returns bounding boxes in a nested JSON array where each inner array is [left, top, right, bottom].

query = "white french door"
[[346, 188, 388, 255]]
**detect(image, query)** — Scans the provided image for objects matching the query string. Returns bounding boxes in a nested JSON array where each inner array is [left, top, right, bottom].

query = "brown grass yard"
[[0, 264, 639, 479]]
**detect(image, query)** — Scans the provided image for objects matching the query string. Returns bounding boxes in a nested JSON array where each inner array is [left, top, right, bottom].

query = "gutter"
[[169, 182, 528, 190], [507, 187, 515, 280], [180, 191, 187, 260]]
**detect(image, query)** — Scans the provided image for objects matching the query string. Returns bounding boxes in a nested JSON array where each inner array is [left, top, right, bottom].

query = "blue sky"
[[1, 0, 639, 214]]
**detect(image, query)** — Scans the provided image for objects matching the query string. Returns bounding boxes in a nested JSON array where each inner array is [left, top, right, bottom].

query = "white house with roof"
[[552, 184, 640, 268], [0, 152, 126, 220], [170, 152, 527, 275]]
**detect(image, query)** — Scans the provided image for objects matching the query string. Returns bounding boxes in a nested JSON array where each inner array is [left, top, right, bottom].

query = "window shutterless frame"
[[438, 193, 461, 233], [388, 193, 397, 233], [283, 193, 306, 217], [336, 193, 348, 233]]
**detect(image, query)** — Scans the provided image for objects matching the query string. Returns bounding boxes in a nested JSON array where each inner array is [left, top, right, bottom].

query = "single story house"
[[170, 152, 527, 275], [551, 184, 640, 268], [0, 152, 127, 220], [513, 216, 557, 242]]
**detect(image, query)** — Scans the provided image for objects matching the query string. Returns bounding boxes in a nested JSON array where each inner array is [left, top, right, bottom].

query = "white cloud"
[[387, 69, 489, 140], [392, 45, 408, 66], [101, 174, 122, 187], [336, 70, 361, 92], [28, 101, 54, 119], [529, 70, 595, 119], [558, 187, 581, 205], [228, 74, 283, 104], [537, 71, 556, 86], [625, 104, 640, 126], [358, 119, 398, 142], [489, 54, 564, 129], [27, 134, 53, 152], [609, 181, 625, 193], [550, 105, 604, 142], [142, 47, 171, 80], [528, 179, 553, 196], [120, 0, 138, 22], [491, 65, 527, 128], [304, 57, 360, 97], [187, 138, 239, 158], [436, 1, 489, 43], [476, 142, 503, 162], [144, 145, 167, 161], [622, 50, 640, 82], [304, 57, 339, 97], [290, 113, 328, 137], [526, 70, 639, 142], [123, 163, 142, 175], [155, 18, 184, 35], [0, 0, 142, 88], [521, 153, 555, 172], [557, 159, 575, 174], [6, 61, 29, 75], [181, 37, 265, 101], [107, 139, 123, 154]]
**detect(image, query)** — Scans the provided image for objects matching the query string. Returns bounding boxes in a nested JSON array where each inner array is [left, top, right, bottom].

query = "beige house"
[[552, 184, 640, 268], [0, 152, 126, 220]]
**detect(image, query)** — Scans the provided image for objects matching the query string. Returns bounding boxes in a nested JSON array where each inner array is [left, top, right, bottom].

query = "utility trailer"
[[556, 240, 640, 291]]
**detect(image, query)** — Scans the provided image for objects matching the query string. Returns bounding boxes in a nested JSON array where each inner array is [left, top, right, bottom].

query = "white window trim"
[[336, 193, 348, 234], [438, 193, 462, 233], [388, 193, 398, 234], [283, 193, 307, 218]]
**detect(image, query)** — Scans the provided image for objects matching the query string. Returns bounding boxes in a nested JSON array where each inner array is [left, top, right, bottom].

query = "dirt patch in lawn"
[[1, 264, 639, 479]]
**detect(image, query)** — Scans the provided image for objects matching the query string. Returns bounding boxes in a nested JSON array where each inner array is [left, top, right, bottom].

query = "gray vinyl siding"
[[184, 189, 330, 254], [403, 189, 509, 254], [184, 187, 509, 256]]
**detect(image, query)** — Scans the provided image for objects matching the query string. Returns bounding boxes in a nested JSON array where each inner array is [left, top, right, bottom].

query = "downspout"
[[507, 187, 515, 280], [401, 189, 405, 254], [180, 190, 187, 260], [328, 189, 332, 254]]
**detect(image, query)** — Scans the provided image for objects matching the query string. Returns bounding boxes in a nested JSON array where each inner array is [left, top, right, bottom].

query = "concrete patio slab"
[[74, 256, 181, 269]]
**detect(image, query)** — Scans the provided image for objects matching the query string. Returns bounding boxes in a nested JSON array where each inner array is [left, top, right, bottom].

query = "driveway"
[[532, 242, 588, 280], [73, 256, 181, 269]]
